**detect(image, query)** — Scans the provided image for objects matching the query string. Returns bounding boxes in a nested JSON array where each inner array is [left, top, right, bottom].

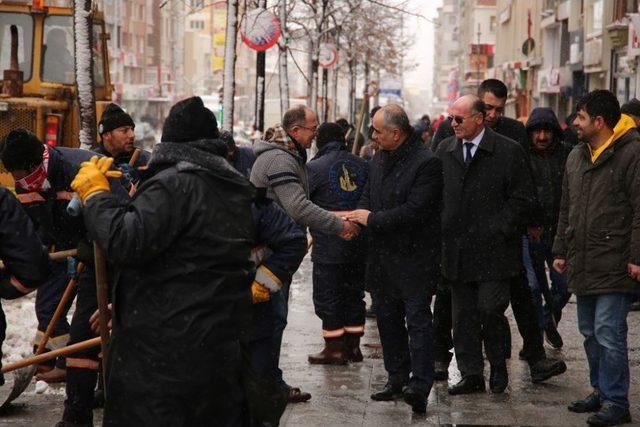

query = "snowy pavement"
[[2, 255, 640, 425]]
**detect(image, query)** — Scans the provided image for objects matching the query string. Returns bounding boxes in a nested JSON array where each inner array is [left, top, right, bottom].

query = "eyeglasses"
[[297, 125, 318, 134], [448, 113, 478, 124]]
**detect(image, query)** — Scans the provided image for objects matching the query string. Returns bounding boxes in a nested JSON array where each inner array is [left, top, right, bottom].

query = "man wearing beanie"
[[306, 122, 368, 366], [250, 105, 360, 403], [0, 129, 127, 426], [73, 96, 255, 425], [96, 103, 151, 188]]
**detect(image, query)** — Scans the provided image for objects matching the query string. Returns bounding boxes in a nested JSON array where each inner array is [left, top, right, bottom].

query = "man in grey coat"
[[250, 104, 359, 403]]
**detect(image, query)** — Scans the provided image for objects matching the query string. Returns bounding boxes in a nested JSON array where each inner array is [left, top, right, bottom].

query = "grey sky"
[[404, 0, 442, 93]]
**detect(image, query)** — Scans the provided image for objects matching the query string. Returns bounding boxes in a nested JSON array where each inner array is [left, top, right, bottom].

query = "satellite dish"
[[522, 37, 535, 56]]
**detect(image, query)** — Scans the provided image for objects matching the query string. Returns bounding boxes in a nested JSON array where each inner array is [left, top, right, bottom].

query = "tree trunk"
[[73, 0, 96, 150], [321, 67, 328, 122], [310, 39, 319, 115], [348, 45, 356, 124], [222, 0, 239, 130], [330, 64, 339, 121], [278, 0, 289, 116]]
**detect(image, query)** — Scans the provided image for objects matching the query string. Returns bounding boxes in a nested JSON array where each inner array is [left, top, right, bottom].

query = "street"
[[1, 254, 640, 426]]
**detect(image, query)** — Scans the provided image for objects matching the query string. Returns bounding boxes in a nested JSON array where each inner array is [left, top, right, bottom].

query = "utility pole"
[[254, 0, 266, 133], [73, 0, 97, 149]]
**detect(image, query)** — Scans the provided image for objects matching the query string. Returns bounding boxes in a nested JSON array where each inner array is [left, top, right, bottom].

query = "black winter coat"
[[0, 188, 49, 296], [308, 141, 368, 264], [84, 140, 256, 425], [436, 127, 536, 283], [358, 133, 443, 297], [431, 115, 528, 152]]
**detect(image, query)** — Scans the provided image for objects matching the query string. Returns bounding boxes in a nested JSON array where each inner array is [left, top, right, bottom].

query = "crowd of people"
[[0, 77, 637, 426]]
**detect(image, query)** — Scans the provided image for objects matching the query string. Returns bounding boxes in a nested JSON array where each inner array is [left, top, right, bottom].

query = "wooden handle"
[[351, 94, 369, 155], [35, 263, 84, 355], [93, 243, 110, 398], [1, 337, 101, 373], [128, 148, 141, 167], [49, 249, 78, 261]]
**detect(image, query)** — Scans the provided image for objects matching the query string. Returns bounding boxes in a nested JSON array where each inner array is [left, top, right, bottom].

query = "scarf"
[[15, 146, 51, 191]]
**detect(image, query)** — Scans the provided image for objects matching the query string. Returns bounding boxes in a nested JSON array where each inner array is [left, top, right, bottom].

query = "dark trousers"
[[433, 286, 453, 363], [373, 290, 434, 394], [451, 279, 510, 377], [312, 263, 365, 332], [63, 269, 100, 424], [249, 291, 281, 385], [270, 282, 290, 392], [508, 271, 546, 363]]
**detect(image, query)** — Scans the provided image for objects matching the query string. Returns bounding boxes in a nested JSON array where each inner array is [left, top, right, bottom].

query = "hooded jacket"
[[553, 115, 640, 296], [250, 135, 343, 235], [525, 108, 572, 238]]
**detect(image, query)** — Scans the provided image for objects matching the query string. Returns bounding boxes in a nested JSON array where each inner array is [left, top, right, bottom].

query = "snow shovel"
[[0, 336, 101, 409], [0, 335, 101, 409], [0, 262, 85, 408], [93, 243, 110, 400]]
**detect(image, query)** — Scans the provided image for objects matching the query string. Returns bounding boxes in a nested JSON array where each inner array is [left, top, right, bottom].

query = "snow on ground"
[[2, 294, 39, 365]]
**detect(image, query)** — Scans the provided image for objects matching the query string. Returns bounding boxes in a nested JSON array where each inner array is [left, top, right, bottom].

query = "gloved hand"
[[71, 156, 122, 203], [251, 265, 284, 304], [251, 281, 271, 304]]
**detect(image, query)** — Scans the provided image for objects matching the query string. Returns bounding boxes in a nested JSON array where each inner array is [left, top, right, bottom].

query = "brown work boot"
[[308, 337, 348, 365], [344, 333, 364, 362]]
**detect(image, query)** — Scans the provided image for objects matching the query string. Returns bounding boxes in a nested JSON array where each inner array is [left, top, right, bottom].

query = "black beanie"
[[621, 98, 640, 118], [161, 96, 219, 143], [98, 103, 135, 135], [317, 122, 345, 150], [0, 129, 44, 172]]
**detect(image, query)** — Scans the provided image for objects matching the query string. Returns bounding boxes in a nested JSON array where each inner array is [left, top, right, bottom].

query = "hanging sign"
[[240, 7, 281, 52], [319, 43, 339, 68]]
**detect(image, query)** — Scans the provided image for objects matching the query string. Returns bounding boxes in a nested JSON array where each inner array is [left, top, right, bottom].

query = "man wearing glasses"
[[431, 81, 566, 386], [436, 95, 536, 395], [251, 105, 360, 404]]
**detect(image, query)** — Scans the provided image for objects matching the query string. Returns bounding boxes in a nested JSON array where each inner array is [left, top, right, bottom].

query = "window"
[[614, 0, 638, 21], [592, 0, 603, 32], [0, 13, 34, 82], [190, 20, 204, 30], [42, 15, 74, 84], [490, 16, 497, 33]]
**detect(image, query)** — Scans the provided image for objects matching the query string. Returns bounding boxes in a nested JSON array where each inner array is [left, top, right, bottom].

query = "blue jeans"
[[523, 235, 570, 329], [577, 293, 634, 410], [373, 291, 434, 394]]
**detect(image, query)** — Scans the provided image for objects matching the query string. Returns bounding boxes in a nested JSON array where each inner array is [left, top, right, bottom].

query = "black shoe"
[[434, 360, 449, 381], [371, 382, 403, 401], [448, 375, 485, 395], [587, 404, 631, 426], [402, 386, 427, 414], [568, 391, 602, 413], [530, 357, 567, 383], [545, 322, 564, 349], [489, 364, 508, 394]]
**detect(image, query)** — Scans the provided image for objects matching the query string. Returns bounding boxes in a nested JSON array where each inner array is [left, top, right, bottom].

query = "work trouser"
[[312, 263, 366, 338], [63, 267, 101, 424], [34, 259, 75, 369], [451, 279, 510, 377], [508, 269, 546, 364], [433, 286, 453, 364]]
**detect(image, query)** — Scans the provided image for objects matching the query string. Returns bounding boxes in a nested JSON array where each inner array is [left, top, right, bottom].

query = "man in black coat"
[[307, 123, 369, 365], [347, 105, 442, 414], [431, 79, 528, 152], [431, 81, 566, 385], [72, 97, 256, 425], [436, 95, 536, 395]]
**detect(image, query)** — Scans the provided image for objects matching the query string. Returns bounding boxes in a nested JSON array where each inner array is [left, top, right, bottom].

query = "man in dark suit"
[[346, 105, 442, 414], [431, 80, 566, 385], [436, 95, 535, 394]]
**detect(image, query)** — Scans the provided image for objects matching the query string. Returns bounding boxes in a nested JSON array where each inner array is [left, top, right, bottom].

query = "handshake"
[[336, 209, 371, 241]]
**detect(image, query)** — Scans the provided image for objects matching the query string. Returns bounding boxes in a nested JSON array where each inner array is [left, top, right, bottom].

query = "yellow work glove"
[[71, 156, 122, 203], [251, 265, 284, 304], [251, 281, 271, 304]]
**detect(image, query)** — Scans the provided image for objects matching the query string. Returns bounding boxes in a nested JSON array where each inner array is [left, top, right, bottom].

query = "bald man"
[[436, 95, 536, 395]]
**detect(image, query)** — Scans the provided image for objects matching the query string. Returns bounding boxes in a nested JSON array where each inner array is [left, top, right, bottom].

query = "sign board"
[[240, 7, 281, 52], [319, 43, 338, 68]]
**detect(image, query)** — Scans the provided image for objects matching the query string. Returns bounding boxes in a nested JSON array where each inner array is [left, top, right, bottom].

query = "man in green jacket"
[[553, 90, 640, 427]]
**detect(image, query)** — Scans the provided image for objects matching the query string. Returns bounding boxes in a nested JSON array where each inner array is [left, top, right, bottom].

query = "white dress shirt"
[[462, 128, 485, 162]]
